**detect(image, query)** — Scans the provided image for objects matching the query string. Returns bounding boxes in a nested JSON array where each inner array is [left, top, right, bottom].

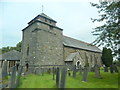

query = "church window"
[[45, 18, 47, 22], [27, 45, 29, 56], [48, 26, 53, 30]]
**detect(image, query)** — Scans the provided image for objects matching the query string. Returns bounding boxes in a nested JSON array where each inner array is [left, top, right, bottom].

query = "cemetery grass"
[[17, 71, 118, 88]]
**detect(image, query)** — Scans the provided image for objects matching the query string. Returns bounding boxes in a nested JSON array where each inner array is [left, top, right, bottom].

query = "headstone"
[[2, 60, 8, 78], [82, 66, 88, 82], [59, 67, 67, 88], [56, 67, 60, 87], [113, 64, 118, 73], [10, 66, 16, 88], [79, 65, 82, 75], [52, 67, 55, 80], [104, 66, 108, 72], [16, 66, 23, 87], [94, 64, 102, 79], [47, 68, 51, 74], [68, 70, 71, 76], [110, 65, 114, 74], [41, 68, 44, 76], [73, 65, 76, 78]]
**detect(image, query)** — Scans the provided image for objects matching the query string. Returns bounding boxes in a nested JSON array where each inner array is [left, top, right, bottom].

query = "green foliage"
[[0, 41, 22, 54], [101, 47, 113, 67], [90, 1, 120, 59]]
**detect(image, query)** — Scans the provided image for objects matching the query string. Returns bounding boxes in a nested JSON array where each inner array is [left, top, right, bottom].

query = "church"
[[21, 13, 102, 68]]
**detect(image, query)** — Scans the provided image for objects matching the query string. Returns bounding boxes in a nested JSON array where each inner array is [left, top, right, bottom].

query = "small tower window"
[[45, 18, 47, 22], [27, 45, 29, 56], [48, 26, 53, 30]]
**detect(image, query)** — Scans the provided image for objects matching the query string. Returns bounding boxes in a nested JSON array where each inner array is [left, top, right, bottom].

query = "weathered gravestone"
[[73, 65, 76, 78], [10, 66, 16, 88], [59, 67, 67, 88], [79, 65, 82, 75], [113, 64, 118, 73], [68, 70, 71, 76], [56, 67, 60, 87], [47, 68, 51, 74], [41, 68, 44, 76], [52, 67, 55, 80], [16, 66, 23, 87], [110, 65, 114, 74], [94, 64, 102, 79], [82, 66, 88, 82], [2, 60, 8, 78], [104, 66, 108, 72]]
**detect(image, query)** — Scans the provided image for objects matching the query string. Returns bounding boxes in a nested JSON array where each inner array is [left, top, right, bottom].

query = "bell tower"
[[21, 13, 64, 66]]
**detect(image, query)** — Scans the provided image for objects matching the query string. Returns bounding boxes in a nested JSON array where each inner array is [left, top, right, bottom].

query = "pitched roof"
[[65, 52, 78, 61], [40, 13, 56, 22], [63, 36, 102, 53], [0, 50, 21, 61]]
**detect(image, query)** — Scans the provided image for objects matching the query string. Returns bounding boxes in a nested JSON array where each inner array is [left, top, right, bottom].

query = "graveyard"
[[1, 64, 119, 88]]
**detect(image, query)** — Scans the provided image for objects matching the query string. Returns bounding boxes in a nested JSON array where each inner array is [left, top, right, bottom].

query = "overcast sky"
[[0, 0, 103, 48]]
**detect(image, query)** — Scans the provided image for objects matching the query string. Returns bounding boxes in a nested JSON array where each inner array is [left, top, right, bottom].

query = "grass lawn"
[[17, 70, 118, 88]]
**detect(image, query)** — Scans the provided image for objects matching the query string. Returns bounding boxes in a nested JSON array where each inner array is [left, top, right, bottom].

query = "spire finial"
[[42, 5, 44, 13]]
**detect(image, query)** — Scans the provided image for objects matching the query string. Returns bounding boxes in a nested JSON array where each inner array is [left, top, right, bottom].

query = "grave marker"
[[56, 67, 60, 87], [16, 66, 23, 87], [10, 66, 16, 88], [2, 60, 8, 78], [59, 67, 67, 88]]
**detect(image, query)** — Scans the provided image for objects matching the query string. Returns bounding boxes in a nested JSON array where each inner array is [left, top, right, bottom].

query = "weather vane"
[[42, 5, 44, 13]]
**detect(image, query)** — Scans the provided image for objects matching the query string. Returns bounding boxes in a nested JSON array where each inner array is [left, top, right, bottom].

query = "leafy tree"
[[0, 41, 22, 54], [101, 47, 113, 67], [90, 1, 120, 60]]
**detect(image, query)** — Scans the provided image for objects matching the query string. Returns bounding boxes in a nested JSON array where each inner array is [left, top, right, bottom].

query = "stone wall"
[[21, 21, 64, 66], [63, 46, 102, 67]]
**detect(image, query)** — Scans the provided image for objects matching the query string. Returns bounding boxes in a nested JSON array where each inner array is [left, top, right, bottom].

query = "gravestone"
[[110, 65, 114, 74], [79, 65, 82, 75], [41, 68, 44, 76], [94, 64, 102, 79], [104, 66, 108, 72], [16, 66, 23, 87], [68, 70, 71, 76], [56, 67, 60, 87], [113, 64, 118, 73], [52, 67, 55, 80], [10, 66, 16, 88], [82, 66, 88, 82], [73, 65, 76, 78], [59, 67, 67, 88], [47, 68, 51, 74], [2, 60, 8, 78]]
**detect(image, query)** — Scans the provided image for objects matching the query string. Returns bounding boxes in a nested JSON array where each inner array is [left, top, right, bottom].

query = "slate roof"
[[0, 50, 21, 61], [63, 36, 102, 53], [65, 52, 78, 61], [40, 13, 57, 22]]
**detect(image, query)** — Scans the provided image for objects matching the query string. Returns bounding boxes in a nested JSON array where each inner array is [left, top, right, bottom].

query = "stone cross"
[[10, 66, 16, 88], [59, 67, 67, 88]]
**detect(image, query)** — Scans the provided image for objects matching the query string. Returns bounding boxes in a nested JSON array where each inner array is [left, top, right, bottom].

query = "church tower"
[[21, 13, 64, 66]]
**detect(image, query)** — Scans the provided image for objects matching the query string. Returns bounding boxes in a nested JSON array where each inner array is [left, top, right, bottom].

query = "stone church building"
[[21, 13, 102, 68]]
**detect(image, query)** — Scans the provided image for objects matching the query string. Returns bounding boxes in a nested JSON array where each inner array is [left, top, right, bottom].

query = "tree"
[[0, 41, 22, 54], [101, 47, 113, 67], [90, 1, 120, 61]]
